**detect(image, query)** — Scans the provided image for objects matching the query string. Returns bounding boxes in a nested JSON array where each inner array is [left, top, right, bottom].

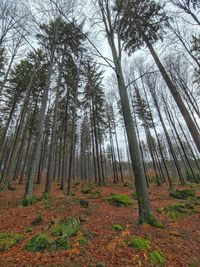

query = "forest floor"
[[0, 180, 200, 267]]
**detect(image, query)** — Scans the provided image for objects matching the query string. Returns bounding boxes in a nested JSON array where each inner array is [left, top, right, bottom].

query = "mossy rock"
[[0, 232, 25, 252], [169, 189, 196, 200], [150, 250, 166, 266], [24, 234, 70, 252], [25, 234, 50, 252], [112, 224, 124, 231], [21, 196, 37, 207], [163, 203, 195, 220], [50, 218, 80, 237], [50, 235, 70, 250], [106, 194, 134, 207], [127, 236, 151, 250]]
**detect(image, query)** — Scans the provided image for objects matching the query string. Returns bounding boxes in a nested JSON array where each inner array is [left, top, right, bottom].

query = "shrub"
[[169, 189, 196, 200], [0, 232, 24, 252], [21, 196, 37, 207], [106, 194, 134, 207], [127, 236, 151, 250], [150, 250, 166, 265], [112, 224, 124, 231]]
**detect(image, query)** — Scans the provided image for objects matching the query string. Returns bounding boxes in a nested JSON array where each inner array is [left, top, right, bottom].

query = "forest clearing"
[[0, 0, 200, 266]]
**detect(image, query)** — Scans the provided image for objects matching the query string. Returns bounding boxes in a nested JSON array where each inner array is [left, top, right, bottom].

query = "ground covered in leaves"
[[0, 180, 200, 267]]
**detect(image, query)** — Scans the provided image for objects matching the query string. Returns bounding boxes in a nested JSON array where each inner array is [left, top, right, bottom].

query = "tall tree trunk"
[[139, 28, 200, 152], [24, 47, 55, 198]]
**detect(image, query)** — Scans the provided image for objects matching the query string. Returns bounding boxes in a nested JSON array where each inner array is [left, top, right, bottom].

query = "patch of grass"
[[112, 224, 124, 231], [150, 250, 166, 266], [169, 189, 196, 200], [127, 236, 151, 250], [106, 194, 134, 207], [0, 232, 25, 252], [21, 196, 37, 207], [51, 218, 80, 237]]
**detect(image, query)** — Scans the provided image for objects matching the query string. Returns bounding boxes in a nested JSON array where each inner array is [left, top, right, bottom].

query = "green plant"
[[106, 194, 134, 207], [21, 196, 37, 207], [150, 250, 166, 265], [0, 232, 25, 252], [127, 236, 151, 250], [112, 224, 124, 231]]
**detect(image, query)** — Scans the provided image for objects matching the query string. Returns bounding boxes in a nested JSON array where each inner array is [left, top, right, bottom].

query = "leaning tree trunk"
[[140, 28, 200, 153]]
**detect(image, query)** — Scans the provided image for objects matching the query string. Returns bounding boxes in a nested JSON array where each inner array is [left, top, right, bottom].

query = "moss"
[[25, 227, 33, 233], [112, 224, 124, 231], [50, 235, 70, 250], [143, 214, 165, 229], [21, 196, 37, 207], [0, 232, 25, 252], [51, 218, 80, 237], [169, 189, 196, 200], [127, 236, 151, 250], [25, 234, 50, 252], [81, 186, 93, 194], [163, 203, 195, 220], [25, 233, 70, 252], [106, 194, 134, 207], [150, 250, 166, 265], [79, 236, 87, 246]]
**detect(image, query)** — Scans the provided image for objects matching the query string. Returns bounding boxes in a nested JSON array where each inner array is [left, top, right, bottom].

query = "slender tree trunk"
[[140, 29, 200, 152], [24, 47, 55, 198]]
